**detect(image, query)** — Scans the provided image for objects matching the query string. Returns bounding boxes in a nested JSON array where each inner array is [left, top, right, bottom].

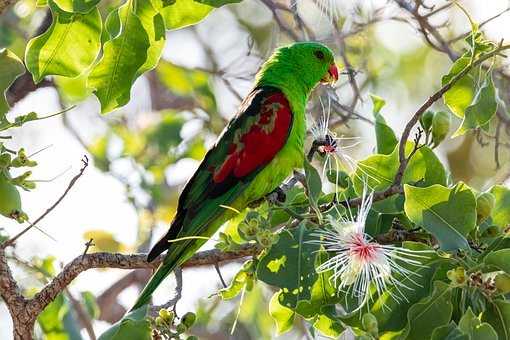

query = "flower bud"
[[447, 267, 466, 286], [495, 273, 510, 294], [158, 308, 174, 322], [420, 110, 434, 132], [0, 154, 11, 169], [431, 111, 450, 147], [181, 312, 196, 328], [0, 173, 23, 221], [256, 229, 274, 248], [476, 192, 495, 224], [362, 313, 378, 336]]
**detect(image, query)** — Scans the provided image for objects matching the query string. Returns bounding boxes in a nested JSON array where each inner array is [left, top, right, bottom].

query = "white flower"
[[308, 94, 379, 193], [310, 189, 432, 311]]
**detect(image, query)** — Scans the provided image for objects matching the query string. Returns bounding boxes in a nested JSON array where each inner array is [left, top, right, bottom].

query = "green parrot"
[[132, 42, 338, 310]]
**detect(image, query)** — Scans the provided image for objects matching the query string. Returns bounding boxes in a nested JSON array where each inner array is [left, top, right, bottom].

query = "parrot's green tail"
[[131, 258, 178, 311]]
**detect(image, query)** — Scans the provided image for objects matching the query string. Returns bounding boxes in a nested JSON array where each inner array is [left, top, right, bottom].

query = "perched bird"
[[132, 42, 338, 310]]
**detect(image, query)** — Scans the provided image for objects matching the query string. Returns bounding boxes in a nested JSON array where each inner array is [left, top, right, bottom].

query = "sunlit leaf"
[[442, 56, 475, 118], [490, 185, 510, 230], [25, 1, 101, 83], [52, 0, 100, 13], [404, 183, 476, 250], [0, 49, 25, 117], [88, 0, 150, 113], [453, 72, 497, 137]]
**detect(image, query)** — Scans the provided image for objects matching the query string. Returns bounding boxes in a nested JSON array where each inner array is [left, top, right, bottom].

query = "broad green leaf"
[[431, 322, 468, 340], [52, 0, 100, 13], [442, 56, 475, 118], [133, 0, 165, 77], [161, 0, 213, 30], [88, 0, 150, 113], [55, 73, 91, 103], [484, 249, 510, 274], [38, 294, 66, 336], [370, 94, 398, 155], [161, 0, 242, 30], [25, 1, 102, 83], [353, 143, 446, 193], [402, 281, 453, 340], [490, 185, 510, 230], [98, 305, 151, 340], [453, 72, 497, 137], [0, 49, 25, 116], [312, 309, 345, 338], [481, 300, 510, 340], [257, 224, 319, 308], [459, 307, 498, 340], [269, 292, 295, 335], [404, 183, 476, 250]]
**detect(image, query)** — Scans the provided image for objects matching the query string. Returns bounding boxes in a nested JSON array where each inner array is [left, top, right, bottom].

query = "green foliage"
[[404, 183, 476, 250], [370, 94, 398, 155], [0, 49, 25, 118], [257, 224, 319, 309], [99, 306, 151, 340], [25, 0, 102, 83]]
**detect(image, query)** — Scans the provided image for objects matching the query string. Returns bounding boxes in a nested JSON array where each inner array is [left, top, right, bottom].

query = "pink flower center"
[[349, 233, 380, 261], [319, 145, 336, 154]]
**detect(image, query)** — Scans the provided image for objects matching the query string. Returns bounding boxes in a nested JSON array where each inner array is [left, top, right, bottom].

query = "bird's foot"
[[266, 187, 286, 205]]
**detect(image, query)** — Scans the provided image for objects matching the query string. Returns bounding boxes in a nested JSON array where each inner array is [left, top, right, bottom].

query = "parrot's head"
[[257, 42, 339, 95]]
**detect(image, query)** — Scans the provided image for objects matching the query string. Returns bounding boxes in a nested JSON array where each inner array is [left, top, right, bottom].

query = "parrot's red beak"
[[321, 64, 339, 85]]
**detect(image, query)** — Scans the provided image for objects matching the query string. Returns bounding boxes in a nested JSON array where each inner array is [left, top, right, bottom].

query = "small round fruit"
[[0, 173, 22, 220]]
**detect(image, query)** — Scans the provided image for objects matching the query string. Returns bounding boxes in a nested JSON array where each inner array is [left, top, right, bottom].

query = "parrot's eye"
[[314, 50, 325, 60]]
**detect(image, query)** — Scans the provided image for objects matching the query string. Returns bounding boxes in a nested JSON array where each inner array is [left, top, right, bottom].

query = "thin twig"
[[1, 156, 89, 249]]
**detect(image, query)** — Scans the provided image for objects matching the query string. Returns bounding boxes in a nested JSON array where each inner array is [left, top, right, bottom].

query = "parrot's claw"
[[266, 187, 286, 205]]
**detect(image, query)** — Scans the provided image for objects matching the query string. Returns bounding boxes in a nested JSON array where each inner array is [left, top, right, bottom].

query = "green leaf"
[[442, 56, 475, 118], [25, 1, 102, 83], [404, 183, 476, 251], [219, 260, 253, 300], [459, 307, 498, 340], [353, 143, 446, 193], [98, 305, 151, 340], [370, 93, 386, 114], [402, 281, 453, 340], [453, 72, 497, 137], [38, 294, 66, 336], [257, 224, 319, 308], [0, 49, 25, 116], [370, 94, 398, 155], [490, 185, 510, 230], [431, 111, 451, 147], [269, 292, 295, 335], [481, 300, 510, 340], [88, 0, 150, 113], [431, 322, 468, 340], [313, 310, 345, 338], [133, 0, 165, 77], [304, 159, 322, 215], [161, 0, 213, 30], [194, 0, 241, 7], [52, 0, 100, 13], [484, 249, 510, 274]]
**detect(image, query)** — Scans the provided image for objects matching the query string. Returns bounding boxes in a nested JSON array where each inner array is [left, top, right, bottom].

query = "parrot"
[[132, 41, 338, 310]]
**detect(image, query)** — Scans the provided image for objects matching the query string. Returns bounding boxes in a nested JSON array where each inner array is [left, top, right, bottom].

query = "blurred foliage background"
[[1, 0, 510, 338]]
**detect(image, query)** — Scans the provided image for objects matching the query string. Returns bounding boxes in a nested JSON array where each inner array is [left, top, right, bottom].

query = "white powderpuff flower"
[[310, 189, 433, 311]]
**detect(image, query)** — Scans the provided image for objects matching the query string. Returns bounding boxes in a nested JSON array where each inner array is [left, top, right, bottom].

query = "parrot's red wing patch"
[[212, 92, 292, 183]]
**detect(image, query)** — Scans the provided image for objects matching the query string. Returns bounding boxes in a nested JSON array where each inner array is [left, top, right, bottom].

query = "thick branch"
[[27, 243, 260, 316]]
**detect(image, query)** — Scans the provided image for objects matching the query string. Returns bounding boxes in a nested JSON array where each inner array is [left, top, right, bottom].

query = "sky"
[[1, 0, 510, 338]]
